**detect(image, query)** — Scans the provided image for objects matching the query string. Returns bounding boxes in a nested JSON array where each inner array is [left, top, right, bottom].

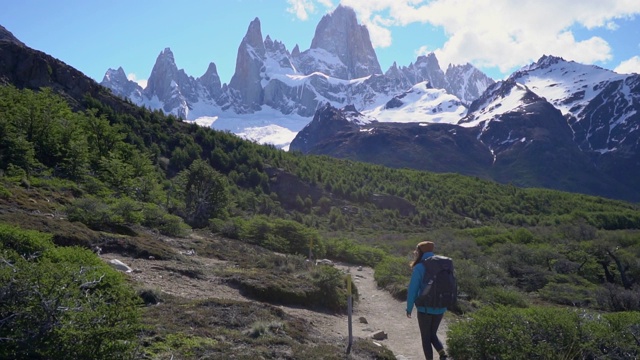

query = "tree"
[[0, 224, 141, 359], [177, 159, 229, 228]]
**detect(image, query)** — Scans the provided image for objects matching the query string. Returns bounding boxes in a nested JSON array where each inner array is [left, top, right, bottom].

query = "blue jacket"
[[406, 252, 447, 315]]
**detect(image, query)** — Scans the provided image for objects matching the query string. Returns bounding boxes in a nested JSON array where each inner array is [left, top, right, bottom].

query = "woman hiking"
[[406, 241, 448, 360]]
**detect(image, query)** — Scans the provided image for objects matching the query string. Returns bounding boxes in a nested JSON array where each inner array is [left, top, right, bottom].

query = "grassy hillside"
[[1, 84, 639, 358]]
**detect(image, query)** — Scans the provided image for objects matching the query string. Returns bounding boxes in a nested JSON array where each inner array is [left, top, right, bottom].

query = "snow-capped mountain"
[[383, 54, 494, 106], [364, 81, 467, 124], [102, 67, 144, 104], [289, 55, 640, 202], [510, 55, 640, 155], [296, 5, 382, 79], [102, 48, 223, 120], [445, 63, 495, 105], [100, 5, 493, 148]]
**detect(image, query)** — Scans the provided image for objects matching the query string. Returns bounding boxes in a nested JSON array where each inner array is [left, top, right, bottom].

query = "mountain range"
[[2, 4, 639, 203], [100, 6, 493, 131], [291, 55, 640, 202]]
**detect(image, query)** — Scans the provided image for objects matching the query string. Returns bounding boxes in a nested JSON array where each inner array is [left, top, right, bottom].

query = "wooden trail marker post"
[[346, 274, 353, 354]]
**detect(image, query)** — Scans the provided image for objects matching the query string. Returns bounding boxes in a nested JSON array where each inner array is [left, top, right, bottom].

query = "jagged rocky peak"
[[144, 47, 202, 118], [518, 54, 566, 73], [102, 66, 128, 84], [0, 25, 25, 46], [228, 17, 267, 112], [145, 48, 180, 98], [243, 17, 266, 54], [415, 53, 441, 69], [466, 78, 541, 117], [536, 54, 565, 67], [307, 5, 382, 79], [198, 62, 222, 98], [291, 44, 300, 58], [101, 66, 144, 101], [445, 62, 495, 105], [264, 35, 286, 53], [406, 53, 446, 88], [264, 34, 296, 74]]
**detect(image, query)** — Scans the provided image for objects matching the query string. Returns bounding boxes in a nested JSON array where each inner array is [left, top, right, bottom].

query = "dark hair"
[[409, 246, 423, 268]]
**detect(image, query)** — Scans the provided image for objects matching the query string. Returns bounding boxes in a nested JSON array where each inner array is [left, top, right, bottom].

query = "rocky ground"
[[100, 232, 449, 360]]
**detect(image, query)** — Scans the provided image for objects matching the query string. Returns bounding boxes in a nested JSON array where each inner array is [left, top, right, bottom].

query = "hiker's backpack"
[[414, 255, 457, 308]]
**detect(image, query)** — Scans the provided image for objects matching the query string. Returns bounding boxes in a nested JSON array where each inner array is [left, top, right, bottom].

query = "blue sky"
[[2, 0, 639, 88]]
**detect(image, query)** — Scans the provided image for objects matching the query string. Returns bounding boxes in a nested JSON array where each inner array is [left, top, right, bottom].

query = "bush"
[[455, 258, 513, 301], [0, 225, 141, 359], [480, 286, 529, 308], [0, 223, 53, 257], [310, 265, 356, 312], [539, 278, 596, 308], [374, 255, 411, 300], [109, 197, 143, 225], [141, 203, 189, 237], [158, 213, 190, 237], [595, 283, 640, 311], [325, 237, 386, 267], [212, 216, 326, 258], [65, 196, 113, 229], [581, 312, 640, 358], [447, 306, 640, 360], [0, 184, 11, 199], [210, 217, 246, 239]]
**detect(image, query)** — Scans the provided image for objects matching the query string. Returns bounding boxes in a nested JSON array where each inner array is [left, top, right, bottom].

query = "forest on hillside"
[[1, 84, 639, 358]]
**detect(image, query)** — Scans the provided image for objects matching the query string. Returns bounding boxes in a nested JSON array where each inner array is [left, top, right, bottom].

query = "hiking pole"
[[346, 274, 353, 354]]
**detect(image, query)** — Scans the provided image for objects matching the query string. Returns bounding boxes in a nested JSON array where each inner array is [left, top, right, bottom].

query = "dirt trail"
[[333, 264, 448, 360], [100, 251, 447, 359]]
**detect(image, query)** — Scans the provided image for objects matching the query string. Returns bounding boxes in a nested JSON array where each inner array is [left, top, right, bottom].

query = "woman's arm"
[[406, 263, 423, 315]]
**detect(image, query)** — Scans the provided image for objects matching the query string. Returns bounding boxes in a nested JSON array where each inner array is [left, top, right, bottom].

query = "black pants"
[[417, 312, 444, 359]]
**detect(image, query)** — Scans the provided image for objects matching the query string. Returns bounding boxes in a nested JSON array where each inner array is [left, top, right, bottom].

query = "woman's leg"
[[417, 312, 434, 359], [429, 313, 446, 358]]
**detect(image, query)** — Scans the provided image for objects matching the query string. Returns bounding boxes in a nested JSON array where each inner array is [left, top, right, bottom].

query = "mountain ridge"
[[290, 71, 639, 202], [100, 5, 493, 123]]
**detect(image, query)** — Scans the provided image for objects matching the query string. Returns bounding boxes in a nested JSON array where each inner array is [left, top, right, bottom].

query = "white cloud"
[[362, 18, 393, 48], [305, 0, 640, 72], [614, 56, 640, 74], [127, 73, 147, 89], [415, 45, 430, 57], [286, 0, 334, 20]]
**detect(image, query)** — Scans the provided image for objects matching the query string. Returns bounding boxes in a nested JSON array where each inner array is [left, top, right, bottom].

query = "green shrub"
[[325, 237, 386, 267], [0, 223, 53, 257], [595, 283, 640, 312], [140, 203, 189, 236], [310, 265, 355, 312], [0, 184, 11, 199], [260, 233, 288, 253], [158, 213, 190, 237], [244, 321, 284, 338], [144, 332, 218, 359], [480, 286, 529, 308], [0, 225, 141, 359], [580, 311, 640, 358], [65, 196, 113, 229], [109, 197, 143, 224], [210, 217, 246, 239], [447, 306, 640, 360], [455, 258, 513, 301], [539, 277, 596, 307], [373, 255, 410, 300]]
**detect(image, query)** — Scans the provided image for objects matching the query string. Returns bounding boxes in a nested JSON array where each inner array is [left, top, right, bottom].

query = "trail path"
[[100, 251, 447, 359], [330, 263, 448, 360]]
